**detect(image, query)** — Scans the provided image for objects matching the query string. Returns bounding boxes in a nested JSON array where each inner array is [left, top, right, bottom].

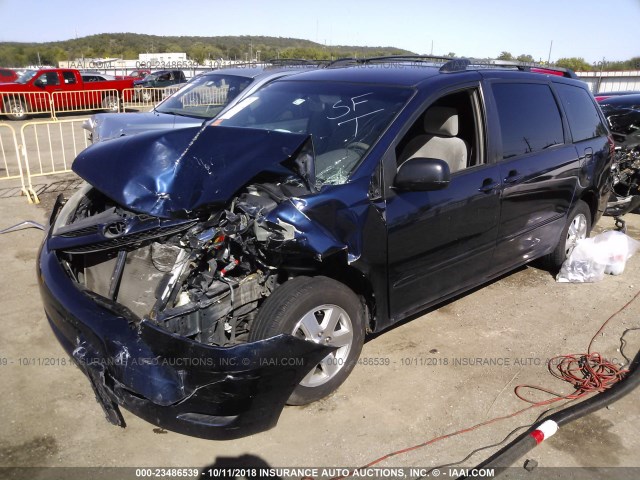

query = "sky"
[[0, 0, 638, 64]]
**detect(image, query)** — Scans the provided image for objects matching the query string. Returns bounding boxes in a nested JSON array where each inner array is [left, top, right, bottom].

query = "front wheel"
[[542, 200, 591, 270], [248, 276, 365, 405]]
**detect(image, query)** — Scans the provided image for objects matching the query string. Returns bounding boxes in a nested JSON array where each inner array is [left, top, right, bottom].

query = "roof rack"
[[268, 58, 330, 66], [328, 55, 454, 68], [326, 54, 577, 79], [439, 58, 578, 78]]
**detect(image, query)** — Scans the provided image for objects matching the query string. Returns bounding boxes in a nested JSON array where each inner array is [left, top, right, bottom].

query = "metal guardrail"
[[0, 92, 53, 120], [121, 87, 165, 109], [121, 85, 229, 109], [51, 89, 121, 117], [0, 84, 203, 120], [0, 82, 214, 203], [0, 123, 33, 201], [0, 89, 124, 120], [19, 119, 90, 203], [162, 84, 184, 98], [181, 85, 229, 107]]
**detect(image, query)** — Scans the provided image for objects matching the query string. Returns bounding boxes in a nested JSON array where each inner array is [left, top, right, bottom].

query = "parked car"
[[83, 63, 324, 143], [81, 73, 118, 82], [127, 68, 151, 80], [595, 90, 640, 102], [39, 57, 613, 439], [598, 94, 640, 218], [598, 93, 640, 148], [0, 67, 18, 83], [133, 69, 187, 101], [0, 68, 134, 119]]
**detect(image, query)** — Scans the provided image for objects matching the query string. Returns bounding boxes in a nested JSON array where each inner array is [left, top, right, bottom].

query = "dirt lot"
[[0, 180, 639, 479]]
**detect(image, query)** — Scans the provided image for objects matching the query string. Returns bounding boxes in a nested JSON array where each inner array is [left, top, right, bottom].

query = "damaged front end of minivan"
[[38, 125, 361, 439]]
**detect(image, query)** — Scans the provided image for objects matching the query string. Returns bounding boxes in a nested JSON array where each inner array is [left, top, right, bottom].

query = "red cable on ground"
[[588, 288, 640, 353], [327, 288, 640, 480]]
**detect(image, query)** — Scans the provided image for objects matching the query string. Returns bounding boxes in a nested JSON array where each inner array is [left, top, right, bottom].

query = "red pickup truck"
[[0, 68, 134, 120]]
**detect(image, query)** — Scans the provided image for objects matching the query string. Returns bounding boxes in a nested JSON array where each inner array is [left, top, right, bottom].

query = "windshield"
[[16, 70, 38, 84], [213, 81, 413, 185], [155, 73, 253, 120]]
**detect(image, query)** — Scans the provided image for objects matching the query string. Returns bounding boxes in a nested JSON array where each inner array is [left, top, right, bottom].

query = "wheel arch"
[[579, 188, 599, 225], [307, 250, 378, 334]]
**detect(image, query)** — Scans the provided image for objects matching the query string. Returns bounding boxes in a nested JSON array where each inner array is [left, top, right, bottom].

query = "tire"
[[101, 95, 119, 112], [542, 200, 591, 270], [140, 90, 158, 102], [4, 98, 28, 121], [248, 276, 365, 405]]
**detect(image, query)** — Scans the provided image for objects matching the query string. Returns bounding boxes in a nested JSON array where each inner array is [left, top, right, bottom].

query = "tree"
[[555, 57, 591, 72], [497, 51, 514, 60], [516, 54, 534, 63], [188, 42, 208, 64]]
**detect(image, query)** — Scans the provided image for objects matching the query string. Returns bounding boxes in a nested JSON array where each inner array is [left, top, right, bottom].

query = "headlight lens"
[[51, 183, 93, 235]]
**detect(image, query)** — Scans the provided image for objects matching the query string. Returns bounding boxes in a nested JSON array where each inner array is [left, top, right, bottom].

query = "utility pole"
[[430, 40, 434, 55], [547, 40, 553, 64]]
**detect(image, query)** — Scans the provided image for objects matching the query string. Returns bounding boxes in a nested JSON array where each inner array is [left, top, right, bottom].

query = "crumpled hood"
[[73, 125, 309, 218], [88, 112, 203, 142]]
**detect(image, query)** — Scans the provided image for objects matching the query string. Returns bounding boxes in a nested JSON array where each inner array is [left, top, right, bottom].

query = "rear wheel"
[[248, 276, 365, 405], [542, 200, 591, 270], [140, 90, 159, 102], [4, 98, 28, 121], [101, 95, 119, 112]]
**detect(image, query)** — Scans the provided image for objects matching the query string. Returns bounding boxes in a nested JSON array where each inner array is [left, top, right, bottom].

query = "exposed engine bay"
[[54, 179, 310, 347], [602, 98, 640, 221], [607, 146, 640, 219]]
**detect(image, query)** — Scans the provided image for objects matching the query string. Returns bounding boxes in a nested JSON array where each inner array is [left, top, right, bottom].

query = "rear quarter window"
[[555, 83, 607, 142], [492, 83, 564, 159]]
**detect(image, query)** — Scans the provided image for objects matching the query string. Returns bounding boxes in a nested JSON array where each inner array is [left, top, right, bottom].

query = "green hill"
[[0, 33, 415, 67]]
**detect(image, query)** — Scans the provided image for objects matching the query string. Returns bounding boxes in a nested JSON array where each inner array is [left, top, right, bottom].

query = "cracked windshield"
[[214, 81, 412, 185]]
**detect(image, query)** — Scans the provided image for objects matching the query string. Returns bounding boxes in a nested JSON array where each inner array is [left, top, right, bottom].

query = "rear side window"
[[555, 84, 607, 142], [492, 83, 564, 159], [62, 71, 76, 84]]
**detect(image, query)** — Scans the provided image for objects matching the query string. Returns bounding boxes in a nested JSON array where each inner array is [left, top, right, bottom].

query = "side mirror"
[[33, 78, 45, 88], [394, 157, 451, 191]]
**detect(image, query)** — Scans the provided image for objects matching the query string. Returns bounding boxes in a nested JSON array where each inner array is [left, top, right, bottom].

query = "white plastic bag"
[[556, 231, 640, 283]]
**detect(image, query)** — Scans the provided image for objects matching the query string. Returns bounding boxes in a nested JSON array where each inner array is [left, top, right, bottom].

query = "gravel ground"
[[0, 180, 638, 480]]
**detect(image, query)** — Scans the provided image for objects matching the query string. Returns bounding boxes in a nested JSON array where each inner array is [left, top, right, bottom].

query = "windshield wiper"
[[157, 109, 212, 119]]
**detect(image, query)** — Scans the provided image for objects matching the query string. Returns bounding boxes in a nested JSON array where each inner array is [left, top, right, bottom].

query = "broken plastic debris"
[[0, 221, 44, 234]]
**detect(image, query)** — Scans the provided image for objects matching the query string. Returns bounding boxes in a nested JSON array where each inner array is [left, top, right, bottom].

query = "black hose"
[[466, 349, 640, 475]]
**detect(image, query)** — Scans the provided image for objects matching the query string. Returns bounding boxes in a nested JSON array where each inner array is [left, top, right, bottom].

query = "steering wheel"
[[346, 142, 370, 155]]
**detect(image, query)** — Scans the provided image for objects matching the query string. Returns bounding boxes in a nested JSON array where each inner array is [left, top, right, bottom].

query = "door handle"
[[478, 179, 500, 193], [583, 147, 593, 165], [504, 170, 523, 184], [584, 147, 593, 159]]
